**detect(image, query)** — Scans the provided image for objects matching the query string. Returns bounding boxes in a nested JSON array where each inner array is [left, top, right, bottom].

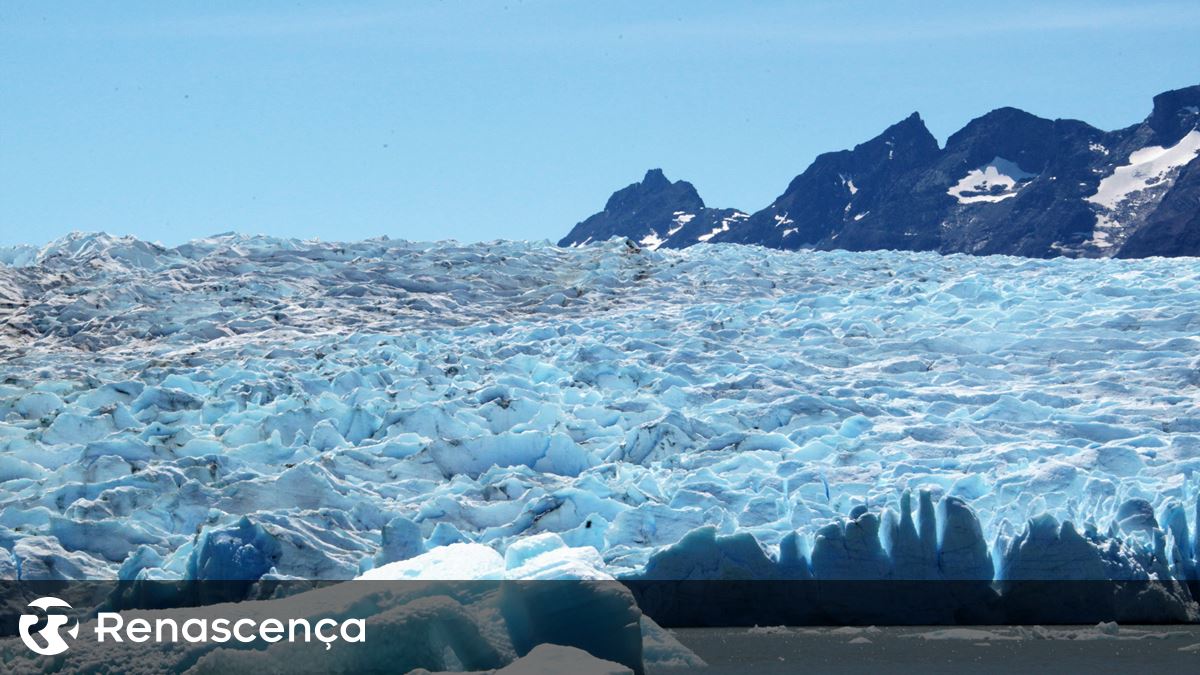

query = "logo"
[[19, 597, 79, 656], [14, 596, 365, 654]]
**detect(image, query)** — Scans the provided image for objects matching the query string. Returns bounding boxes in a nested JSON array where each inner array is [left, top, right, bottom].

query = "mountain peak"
[[853, 111, 939, 163], [1148, 84, 1200, 141], [879, 111, 932, 140], [602, 169, 703, 213], [973, 106, 1043, 123], [891, 111, 926, 131], [559, 169, 712, 248], [943, 106, 1057, 166], [561, 83, 1200, 258], [641, 168, 670, 189]]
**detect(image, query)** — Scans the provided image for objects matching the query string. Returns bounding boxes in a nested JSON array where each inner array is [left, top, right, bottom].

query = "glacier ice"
[[487, 644, 634, 675], [2, 232, 1200, 610]]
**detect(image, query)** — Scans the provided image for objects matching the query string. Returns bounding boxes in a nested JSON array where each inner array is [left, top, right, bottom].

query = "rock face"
[[558, 169, 748, 250], [560, 84, 1200, 258]]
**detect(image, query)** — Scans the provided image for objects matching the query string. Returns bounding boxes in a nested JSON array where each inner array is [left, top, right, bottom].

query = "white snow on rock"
[[667, 211, 694, 237], [697, 211, 747, 243], [1083, 130, 1200, 250], [839, 174, 858, 195], [638, 231, 664, 250], [1088, 130, 1200, 210], [947, 157, 1037, 204]]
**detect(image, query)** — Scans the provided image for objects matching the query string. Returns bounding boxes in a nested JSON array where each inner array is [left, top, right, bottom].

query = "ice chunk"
[[14, 391, 64, 419], [493, 644, 634, 674], [187, 517, 282, 581], [638, 616, 706, 668], [43, 412, 115, 445], [937, 496, 992, 580], [373, 515, 425, 567], [636, 526, 777, 580], [427, 522, 469, 548], [811, 513, 889, 580], [500, 581, 643, 674], [883, 490, 934, 579], [503, 533, 612, 580], [1115, 498, 1159, 536], [13, 536, 113, 580], [0, 547, 15, 579], [359, 543, 505, 581], [1001, 514, 1106, 581], [505, 532, 571, 570], [777, 530, 812, 579]]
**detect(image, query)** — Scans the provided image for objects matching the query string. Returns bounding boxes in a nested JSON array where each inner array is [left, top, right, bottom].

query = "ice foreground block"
[[1, 535, 701, 673]]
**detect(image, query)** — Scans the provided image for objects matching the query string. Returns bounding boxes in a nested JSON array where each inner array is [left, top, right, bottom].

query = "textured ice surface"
[[2, 232, 1200, 589]]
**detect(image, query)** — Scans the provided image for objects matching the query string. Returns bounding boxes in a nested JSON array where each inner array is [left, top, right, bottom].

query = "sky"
[[2, 1, 1200, 247]]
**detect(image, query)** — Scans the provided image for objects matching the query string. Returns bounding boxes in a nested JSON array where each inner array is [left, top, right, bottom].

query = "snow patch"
[[948, 157, 1037, 204], [639, 231, 665, 250], [1087, 130, 1200, 210], [697, 212, 747, 242], [667, 212, 695, 237], [1083, 130, 1200, 251]]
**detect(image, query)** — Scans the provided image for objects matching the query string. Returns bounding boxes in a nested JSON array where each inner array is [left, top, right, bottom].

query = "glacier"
[[2, 232, 1200, 602]]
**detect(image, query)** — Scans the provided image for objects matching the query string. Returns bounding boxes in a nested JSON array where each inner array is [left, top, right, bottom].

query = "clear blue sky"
[[3, 1, 1199, 247]]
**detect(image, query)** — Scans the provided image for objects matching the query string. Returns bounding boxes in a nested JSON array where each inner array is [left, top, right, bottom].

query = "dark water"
[[654, 625, 1200, 674]]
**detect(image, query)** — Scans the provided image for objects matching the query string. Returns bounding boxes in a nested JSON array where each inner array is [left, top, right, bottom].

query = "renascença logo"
[[19, 597, 79, 656], [16, 596, 366, 655]]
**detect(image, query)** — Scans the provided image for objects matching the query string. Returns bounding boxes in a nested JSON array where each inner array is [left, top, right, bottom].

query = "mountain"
[[557, 169, 748, 250], [559, 84, 1200, 258]]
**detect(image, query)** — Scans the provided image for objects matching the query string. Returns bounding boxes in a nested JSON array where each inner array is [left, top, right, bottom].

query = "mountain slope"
[[562, 84, 1200, 258], [557, 169, 747, 250]]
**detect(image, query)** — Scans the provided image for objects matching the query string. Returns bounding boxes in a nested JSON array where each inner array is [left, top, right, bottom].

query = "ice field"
[[2, 232, 1200, 592]]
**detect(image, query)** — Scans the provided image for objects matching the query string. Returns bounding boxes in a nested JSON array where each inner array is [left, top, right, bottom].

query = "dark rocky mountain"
[[559, 84, 1200, 258], [558, 169, 747, 250]]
